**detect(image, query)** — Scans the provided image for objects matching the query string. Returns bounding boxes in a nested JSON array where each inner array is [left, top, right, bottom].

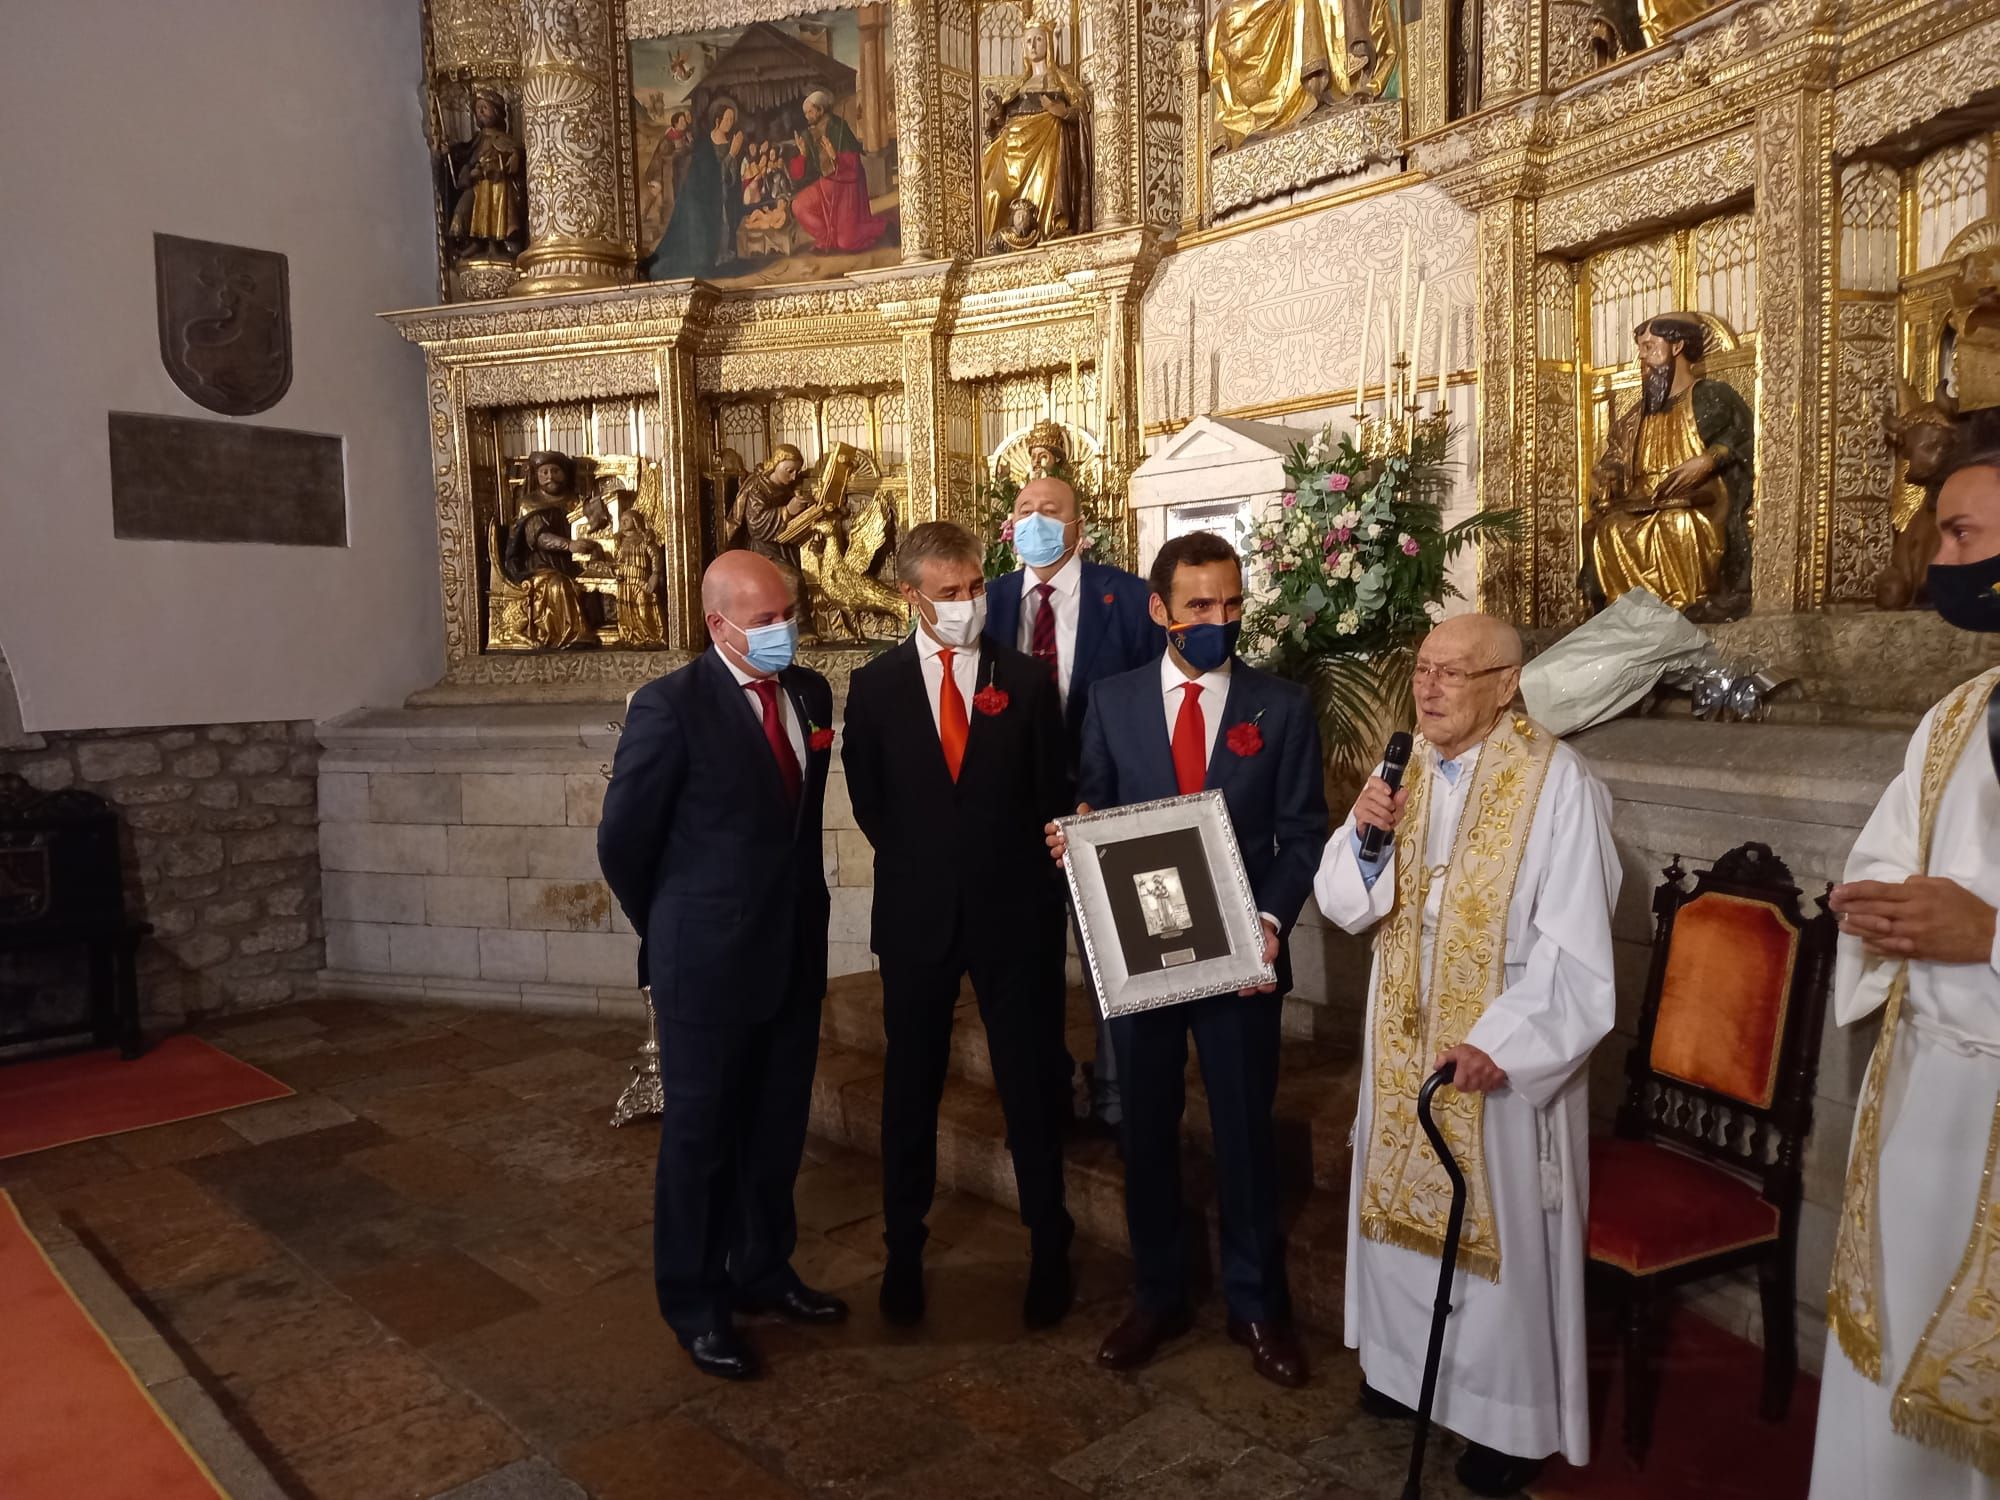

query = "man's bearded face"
[[1636, 331, 1684, 414], [534, 462, 569, 496]]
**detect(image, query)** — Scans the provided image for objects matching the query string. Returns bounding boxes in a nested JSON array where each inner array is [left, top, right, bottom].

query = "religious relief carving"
[[152, 234, 291, 417], [440, 88, 527, 274], [980, 22, 1092, 255], [1582, 314, 1756, 622], [1636, 0, 1727, 50], [1207, 0, 1397, 150], [487, 451, 672, 651], [1874, 381, 1957, 612]]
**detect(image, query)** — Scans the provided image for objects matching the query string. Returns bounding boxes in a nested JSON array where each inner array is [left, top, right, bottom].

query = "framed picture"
[[1059, 789, 1274, 1018]]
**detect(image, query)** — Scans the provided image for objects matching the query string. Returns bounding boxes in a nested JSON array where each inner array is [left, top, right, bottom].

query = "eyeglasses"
[[1412, 662, 1515, 687]]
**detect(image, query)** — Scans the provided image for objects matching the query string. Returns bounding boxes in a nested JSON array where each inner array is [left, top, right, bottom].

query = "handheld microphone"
[[1359, 731, 1413, 862]]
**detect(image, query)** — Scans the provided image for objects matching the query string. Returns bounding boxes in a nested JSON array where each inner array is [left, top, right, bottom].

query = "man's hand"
[[1831, 876, 1998, 964], [1045, 803, 1090, 866], [1238, 917, 1280, 996], [1652, 453, 1716, 502], [1351, 776, 1409, 844], [1434, 1042, 1507, 1094]]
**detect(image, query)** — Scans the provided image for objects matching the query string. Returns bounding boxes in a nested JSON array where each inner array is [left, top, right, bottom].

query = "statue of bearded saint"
[[723, 444, 820, 598], [500, 451, 601, 650], [1582, 314, 1756, 622], [1208, 0, 1398, 151]]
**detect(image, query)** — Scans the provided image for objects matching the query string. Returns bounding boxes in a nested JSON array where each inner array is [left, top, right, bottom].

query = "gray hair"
[[803, 88, 834, 113], [895, 520, 982, 585]]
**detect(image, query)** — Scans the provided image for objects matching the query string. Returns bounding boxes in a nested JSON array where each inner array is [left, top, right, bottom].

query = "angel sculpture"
[[800, 490, 905, 642]]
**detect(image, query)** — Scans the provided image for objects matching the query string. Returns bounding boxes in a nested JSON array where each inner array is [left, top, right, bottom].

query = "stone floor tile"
[[53, 1165, 239, 1257], [212, 1161, 407, 1241], [0, 1138, 132, 1195], [438, 1111, 629, 1187], [475, 1046, 628, 1103], [793, 1160, 887, 1234], [786, 1229, 889, 1294], [460, 1224, 627, 1302], [156, 1265, 387, 1386], [230, 1340, 457, 1453], [917, 1339, 1153, 1464], [345, 1137, 507, 1202], [348, 1076, 523, 1137], [219, 1092, 360, 1145], [286, 1394, 527, 1500], [563, 1413, 805, 1500], [277, 1199, 461, 1282], [336, 1247, 540, 1346], [256, 1045, 400, 1093], [1138, 1326, 1360, 1456], [1049, 1402, 1316, 1499], [431, 1457, 590, 1500], [104, 1115, 249, 1170], [851, 1444, 1091, 1500], [111, 1217, 284, 1294], [365, 1031, 519, 1077]]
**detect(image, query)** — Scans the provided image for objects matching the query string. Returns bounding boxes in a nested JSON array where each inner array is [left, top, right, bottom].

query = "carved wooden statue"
[[1582, 314, 1755, 622], [445, 89, 526, 263], [1873, 382, 1959, 611], [980, 24, 1092, 253], [613, 511, 669, 648], [1207, 0, 1397, 150], [497, 451, 600, 650]]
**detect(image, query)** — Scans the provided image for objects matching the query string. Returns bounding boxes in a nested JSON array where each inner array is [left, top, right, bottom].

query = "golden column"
[[1744, 63, 1838, 613], [515, 0, 637, 294], [891, 0, 941, 261], [857, 3, 891, 150], [1469, 184, 1541, 623], [1084, 0, 1137, 227], [860, 265, 960, 526], [1177, 0, 1207, 234], [656, 342, 707, 649]]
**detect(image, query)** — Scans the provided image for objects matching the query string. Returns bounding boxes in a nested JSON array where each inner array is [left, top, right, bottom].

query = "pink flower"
[[1335, 527, 1352, 543], [1000, 519, 1015, 541], [1400, 534, 1420, 556], [1281, 491, 1297, 508], [1326, 550, 1344, 570], [1326, 473, 1351, 492], [1276, 560, 1295, 574], [1080, 533, 1095, 551], [1260, 537, 1276, 552]]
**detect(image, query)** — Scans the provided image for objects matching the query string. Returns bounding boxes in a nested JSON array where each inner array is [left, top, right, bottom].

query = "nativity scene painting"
[[631, 9, 900, 289]]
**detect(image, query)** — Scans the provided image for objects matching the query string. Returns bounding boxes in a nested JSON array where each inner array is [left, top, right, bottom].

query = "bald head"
[[703, 551, 795, 675], [1412, 612, 1523, 759], [1013, 476, 1079, 524]]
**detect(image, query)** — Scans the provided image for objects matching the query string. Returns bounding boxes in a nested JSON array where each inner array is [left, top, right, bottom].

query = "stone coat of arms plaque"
[[153, 233, 292, 416]]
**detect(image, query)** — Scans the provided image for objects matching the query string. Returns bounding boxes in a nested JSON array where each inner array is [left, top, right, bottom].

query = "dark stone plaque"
[[154, 233, 292, 416], [108, 412, 348, 547]]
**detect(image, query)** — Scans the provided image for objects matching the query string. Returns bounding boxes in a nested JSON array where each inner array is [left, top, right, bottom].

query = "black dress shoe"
[[879, 1253, 924, 1326], [1358, 1379, 1416, 1421], [1022, 1252, 1073, 1330], [1226, 1317, 1308, 1388], [1096, 1304, 1192, 1370], [737, 1283, 849, 1324], [1455, 1441, 1544, 1497], [685, 1328, 759, 1381]]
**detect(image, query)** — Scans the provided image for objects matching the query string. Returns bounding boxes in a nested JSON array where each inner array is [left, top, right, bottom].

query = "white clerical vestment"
[[1316, 738, 1619, 1464], [1809, 684, 2000, 1500]]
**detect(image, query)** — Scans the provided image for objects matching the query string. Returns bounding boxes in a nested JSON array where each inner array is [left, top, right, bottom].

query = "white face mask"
[[923, 593, 987, 649]]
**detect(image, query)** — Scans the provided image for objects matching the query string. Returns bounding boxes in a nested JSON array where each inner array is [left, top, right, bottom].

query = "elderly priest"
[[1810, 448, 2000, 1500], [1314, 613, 1620, 1497]]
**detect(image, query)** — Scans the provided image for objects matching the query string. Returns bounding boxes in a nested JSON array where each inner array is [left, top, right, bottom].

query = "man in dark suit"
[[986, 475, 1161, 1135], [843, 521, 1076, 1328], [1046, 530, 1329, 1388], [597, 550, 848, 1382]]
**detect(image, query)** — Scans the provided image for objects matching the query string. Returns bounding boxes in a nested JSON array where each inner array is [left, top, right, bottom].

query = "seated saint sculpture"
[[500, 451, 600, 649], [980, 25, 1091, 252], [724, 444, 820, 597], [1208, 0, 1397, 151], [1582, 315, 1755, 621]]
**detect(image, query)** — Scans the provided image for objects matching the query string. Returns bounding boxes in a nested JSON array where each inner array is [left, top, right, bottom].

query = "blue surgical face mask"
[[728, 615, 798, 674], [1168, 618, 1241, 674], [1012, 512, 1072, 569]]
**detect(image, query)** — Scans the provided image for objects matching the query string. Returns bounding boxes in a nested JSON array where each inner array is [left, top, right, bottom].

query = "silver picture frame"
[[1059, 789, 1274, 1018]]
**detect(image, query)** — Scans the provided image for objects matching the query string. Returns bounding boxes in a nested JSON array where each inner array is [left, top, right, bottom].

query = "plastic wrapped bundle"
[[1519, 588, 1712, 736]]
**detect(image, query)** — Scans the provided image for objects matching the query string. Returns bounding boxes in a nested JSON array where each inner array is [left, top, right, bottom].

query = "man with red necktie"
[[598, 550, 846, 1383], [984, 475, 1161, 1137], [842, 522, 1077, 1330], [1045, 529, 1329, 1388]]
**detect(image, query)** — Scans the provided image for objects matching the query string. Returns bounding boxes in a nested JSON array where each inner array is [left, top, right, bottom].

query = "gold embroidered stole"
[[1360, 713, 1558, 1282], [1828, 666, 2000, 1475]]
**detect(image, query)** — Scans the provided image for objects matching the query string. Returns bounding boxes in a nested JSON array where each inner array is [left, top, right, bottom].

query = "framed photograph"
[[1059, 789, 1274, 1018]]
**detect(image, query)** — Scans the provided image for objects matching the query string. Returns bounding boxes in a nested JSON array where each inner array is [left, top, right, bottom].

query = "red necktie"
[[1031, 582, 1058, 680], [1171, 682, 1206, 795], [749, 679, 801, 804], [937, 648, 969, 781]]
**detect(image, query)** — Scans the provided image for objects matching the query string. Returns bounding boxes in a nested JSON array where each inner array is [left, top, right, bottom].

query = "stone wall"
[[313, 696, 878, 1023], [0, 722, 323, 1026]]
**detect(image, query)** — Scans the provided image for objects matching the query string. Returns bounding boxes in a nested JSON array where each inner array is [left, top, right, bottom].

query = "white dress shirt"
[[914, 627, 981, 738], [1015, 551, 1083, 705], [1158, 651, 1230, 769], [722, 651, 806, 765]]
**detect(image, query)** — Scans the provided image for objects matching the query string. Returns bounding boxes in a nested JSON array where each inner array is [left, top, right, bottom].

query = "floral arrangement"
[[979, 461, 1124, 578], [1239, 421, 1516, 778]]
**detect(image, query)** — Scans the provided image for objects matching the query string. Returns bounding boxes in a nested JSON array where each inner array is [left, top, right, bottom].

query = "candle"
[[1408, 279, 1427, 407], [1379, 302, 1395, 417], [1435, 299, 1451, 407], [1351, 268, 1376, 408], [1210, 349, 1221, 411], [1070, 350, 1080, 421], [1396, 228, 1411, 357]]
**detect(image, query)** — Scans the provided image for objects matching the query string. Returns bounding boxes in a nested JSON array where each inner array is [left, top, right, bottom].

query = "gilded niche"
[[980, 21, 1093, 253], [1208, 0, 1397, 151]]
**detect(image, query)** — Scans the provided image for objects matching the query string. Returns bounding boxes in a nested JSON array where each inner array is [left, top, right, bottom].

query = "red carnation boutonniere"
[[973, 685, 1010, 717], [1102, 592, 1116, 605], [808, 724, 836, 752], [1225, 709, 1268, 759]]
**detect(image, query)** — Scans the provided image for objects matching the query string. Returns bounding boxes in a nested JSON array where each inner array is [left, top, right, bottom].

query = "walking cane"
[[1402, 1061, 1467, 1500]]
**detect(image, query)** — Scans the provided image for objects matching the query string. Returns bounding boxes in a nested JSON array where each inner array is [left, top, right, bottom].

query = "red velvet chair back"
[[1615, 844, 1835, 1206]]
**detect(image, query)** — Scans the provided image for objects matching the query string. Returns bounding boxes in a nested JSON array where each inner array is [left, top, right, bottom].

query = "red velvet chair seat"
[[1588, 1136, 1781, 1275]]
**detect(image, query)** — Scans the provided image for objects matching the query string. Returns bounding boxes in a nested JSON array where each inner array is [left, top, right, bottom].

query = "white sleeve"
[[1833, 709, 1930, 1026], [1463, 754, 1621, 1111], [1315, 810, 1397, 933]]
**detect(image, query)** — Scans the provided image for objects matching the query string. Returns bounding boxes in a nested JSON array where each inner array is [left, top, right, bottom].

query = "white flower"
[[1334, 507, 1362, 531], [1335, 610, 1360, 636], [1424, 599, 1447, 623], [1366, 522, 1384, 540], [1345, 560, 1363, 582]]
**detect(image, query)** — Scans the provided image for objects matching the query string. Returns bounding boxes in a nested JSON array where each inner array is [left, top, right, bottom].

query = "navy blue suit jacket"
[[984, 560, 1162, 759], [597, 649, 833, 1025], [1076, 657, 1329, 996]]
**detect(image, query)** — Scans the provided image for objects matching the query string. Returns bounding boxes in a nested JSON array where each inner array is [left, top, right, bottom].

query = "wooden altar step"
[[808, 972, 1363, 1328]]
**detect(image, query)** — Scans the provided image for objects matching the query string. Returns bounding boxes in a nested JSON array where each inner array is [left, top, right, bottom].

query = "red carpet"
[[0, 1034, 291, 1160], [1533, 1306, 1819, 1499], [0, 1191, 226, 1498]]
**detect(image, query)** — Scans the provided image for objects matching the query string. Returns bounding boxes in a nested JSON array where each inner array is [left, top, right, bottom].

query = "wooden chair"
[[1585, 841, 1835, 1465]]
